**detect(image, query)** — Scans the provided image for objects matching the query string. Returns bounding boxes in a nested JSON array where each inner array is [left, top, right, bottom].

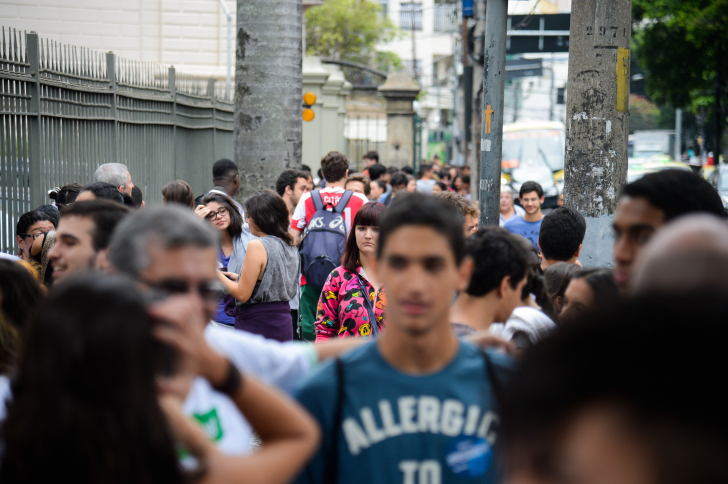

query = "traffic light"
[[303, 92, 316, 121]]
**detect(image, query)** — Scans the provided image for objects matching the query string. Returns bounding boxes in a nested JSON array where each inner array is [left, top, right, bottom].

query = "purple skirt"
[[234, 301, 293, 342]]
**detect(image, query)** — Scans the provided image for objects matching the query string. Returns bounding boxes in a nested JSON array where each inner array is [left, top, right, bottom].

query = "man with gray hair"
[[500, 186, 525, 226], [107, 205, 354, 454], [94, 163, 134, 196]]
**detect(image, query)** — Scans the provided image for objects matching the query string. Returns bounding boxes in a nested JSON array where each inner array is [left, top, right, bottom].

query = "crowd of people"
[[2, 151, 728, 484]]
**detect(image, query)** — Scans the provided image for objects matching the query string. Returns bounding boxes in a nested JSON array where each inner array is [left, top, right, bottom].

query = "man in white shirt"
[[499, 187, 524, 226]]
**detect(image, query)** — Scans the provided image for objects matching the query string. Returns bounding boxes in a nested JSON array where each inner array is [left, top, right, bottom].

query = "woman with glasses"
[[315, 202, 387, 341], [195, 193, 245, 328], [216, 190, 299, 342]]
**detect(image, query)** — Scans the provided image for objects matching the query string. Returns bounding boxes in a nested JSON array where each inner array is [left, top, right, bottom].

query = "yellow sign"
[[616, 48, 630, 113], [483, 104, 494, 134]]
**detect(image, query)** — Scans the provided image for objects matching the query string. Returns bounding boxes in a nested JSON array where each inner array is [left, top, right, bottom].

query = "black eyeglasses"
[[19, 232, 47, 240], [139, 277, 225, 305], [206, 207, 229, 221]]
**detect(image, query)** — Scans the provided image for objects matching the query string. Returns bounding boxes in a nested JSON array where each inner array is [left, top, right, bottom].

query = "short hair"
[[35, 205, 60, 228], [418, 163, 434, 178], [108, 205, 218, 277], [16, 211, 53, 237], [301, 164, 312, 173], [243, 190, 294, 246], [519, 181, 543, 198], [390, 172, 408, 188], [373, 179, 388, 191], [386, 166, 399, 176], [502, 293, 728, 484], [320, 151, 349, 183], [538, 207, 587, 261], [401, 165, 414, 175], [161, 180, 195, 208], [342, 202, 386, 273], [345, 174, 371, 197], [93, 163, 129, 189], [121, 192, 136, 209], [49, 183, 82, 207], [465, 227, 529, 296], [201, 192, 243, 238], [60, 200, 131, 252], [212, 158, 238, 180], [131, 186, 143, 208], [80, 182, 124, 205], [621, 169, 724, 221], [434, 181, 448, 192], [435, 191, 480, 219], [364, 151, 379, 162], [276, 169, 308, 197], [378, 193, 465, 264], [368, 164, 386, 181]]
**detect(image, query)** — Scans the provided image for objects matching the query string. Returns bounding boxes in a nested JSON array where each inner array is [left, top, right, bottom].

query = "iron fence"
[[0, 28, 234, 254]]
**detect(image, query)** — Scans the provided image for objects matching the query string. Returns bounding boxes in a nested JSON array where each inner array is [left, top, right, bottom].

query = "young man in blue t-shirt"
[[293, 193, 512, 484], [504, 181, 545, 250]]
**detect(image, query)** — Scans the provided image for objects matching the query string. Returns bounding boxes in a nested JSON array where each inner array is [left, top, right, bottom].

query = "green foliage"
[[305, 0, 401, 76], [632, 0, 728, 109]]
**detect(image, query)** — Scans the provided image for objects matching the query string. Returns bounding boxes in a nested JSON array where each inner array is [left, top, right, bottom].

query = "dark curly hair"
[[464, 227, 528, 297], [538, 207, 586, 262]]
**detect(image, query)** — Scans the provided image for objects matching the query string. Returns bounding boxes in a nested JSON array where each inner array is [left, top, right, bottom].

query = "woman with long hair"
[[559, 267, 620, 325], [0, 274, 319, 484], [315, 202, 387, 341], [217, 190, 299, 341], [195, 192, 246, 327], [543, 262, 580, 318]]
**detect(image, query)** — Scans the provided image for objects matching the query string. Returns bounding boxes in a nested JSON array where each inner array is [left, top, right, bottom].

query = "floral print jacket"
[[315, 266, 386, 341]]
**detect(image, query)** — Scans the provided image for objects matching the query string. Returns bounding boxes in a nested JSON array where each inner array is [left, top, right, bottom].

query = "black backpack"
[[300, 190, 353, 290]]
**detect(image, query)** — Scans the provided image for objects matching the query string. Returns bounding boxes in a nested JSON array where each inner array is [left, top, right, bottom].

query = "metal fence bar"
[[0, 28, 235, 254]]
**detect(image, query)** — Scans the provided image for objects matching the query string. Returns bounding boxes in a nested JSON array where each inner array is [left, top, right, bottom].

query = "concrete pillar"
[[378, 73, 421, 168], [563, 0, 631, 266]]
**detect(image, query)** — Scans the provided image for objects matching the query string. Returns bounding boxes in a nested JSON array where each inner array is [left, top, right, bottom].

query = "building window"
[[400, 3, 423, 31], [378, 0, 388, 18], [433, 3, 457, 33]]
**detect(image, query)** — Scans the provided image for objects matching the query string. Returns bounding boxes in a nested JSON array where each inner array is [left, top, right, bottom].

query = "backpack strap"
[[325, 358, 345, 484], [333, 190, 354, 214], [311, 190, 324, 212]]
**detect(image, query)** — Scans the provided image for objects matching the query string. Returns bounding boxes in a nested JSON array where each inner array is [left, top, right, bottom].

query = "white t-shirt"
[[416, 179, 436, 194], [489, 306, 556, 344], [181, 325, 316, 454]]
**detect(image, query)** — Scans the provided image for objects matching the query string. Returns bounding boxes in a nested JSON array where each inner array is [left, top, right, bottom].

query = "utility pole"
[[235, 0, 303, 199], [477, 0, 508, 226], [563, 0, 631, 266]]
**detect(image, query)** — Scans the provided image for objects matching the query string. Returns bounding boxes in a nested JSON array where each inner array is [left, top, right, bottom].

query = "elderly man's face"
[[137, 243, 219, 324]]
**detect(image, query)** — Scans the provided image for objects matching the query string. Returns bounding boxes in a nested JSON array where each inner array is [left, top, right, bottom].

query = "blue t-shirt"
[[293, 340, 512, 484], [214, 251, 235, 326], [503, 215, 543, 250]]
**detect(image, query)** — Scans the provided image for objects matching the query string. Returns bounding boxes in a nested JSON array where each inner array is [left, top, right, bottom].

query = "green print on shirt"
[[193, 408, 224, 442]]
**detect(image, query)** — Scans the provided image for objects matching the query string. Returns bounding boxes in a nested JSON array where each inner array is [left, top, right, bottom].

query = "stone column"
[[378, 73, 420, 168]]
